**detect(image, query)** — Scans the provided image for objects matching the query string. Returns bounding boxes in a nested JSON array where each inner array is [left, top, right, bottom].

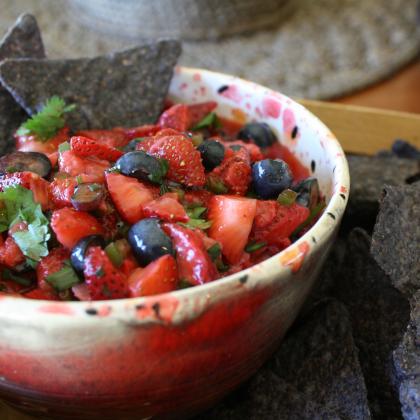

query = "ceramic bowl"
[[0, 67, 349, 419]]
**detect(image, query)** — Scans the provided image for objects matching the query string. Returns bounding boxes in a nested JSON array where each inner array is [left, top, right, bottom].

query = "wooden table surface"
[[336, 58, 420, 114]]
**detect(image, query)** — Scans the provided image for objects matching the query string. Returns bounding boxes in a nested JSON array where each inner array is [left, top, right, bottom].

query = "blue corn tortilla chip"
[[0, 14, 45, 154], [371, 183, 420, 297], [0, 40, 181, 131]]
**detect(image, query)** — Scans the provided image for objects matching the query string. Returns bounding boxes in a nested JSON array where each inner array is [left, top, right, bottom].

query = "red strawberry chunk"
[[228, 140, 264, 163], [51, 208, 104, 249], [59, 150, 109, 183], [70, 136, 123, 162], [76, 129, 128, 149], [15, 127, 69, 155], [137, 135, 205, 187], [210, 147, 251, 195], [36, 247, 70, 292], [163, 223, 218, 285], [155, 128, 183, 137], [121, 124, 160, 140], [49, 177, 77, 208], [83, 246, 129, 300], [187, 101, 217, 127], [183, 189, 213, 208], [208, 195, 257, 264], [158, 104, 190, 132], [24, 289, 60, 300], [0, 236, 25, 268], [105, 172, 155, 224], [128, 254, 178, 297], [251, 202, 310, 247], [143, 194, 189, 222]]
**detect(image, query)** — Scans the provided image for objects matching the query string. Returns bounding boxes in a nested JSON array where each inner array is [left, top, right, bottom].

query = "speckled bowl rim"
[[0, 66, 350, 321]]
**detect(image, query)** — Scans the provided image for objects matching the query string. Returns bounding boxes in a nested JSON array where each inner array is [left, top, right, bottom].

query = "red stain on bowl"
[[135, 296, 179, 324], [38, 304, 75, 316], [262, 97, 282, 118], [282, 108, 297, 139], [279, 241, 310, 273], [219, 85, 243, 104]]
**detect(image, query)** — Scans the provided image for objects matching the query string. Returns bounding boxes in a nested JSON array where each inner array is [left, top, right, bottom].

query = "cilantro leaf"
[[0, 185, 50, 263], [191, 112, 222, 131], [16, 96, 75, 141], [46, 260, 80, 291], [245, 240, 267, 253]]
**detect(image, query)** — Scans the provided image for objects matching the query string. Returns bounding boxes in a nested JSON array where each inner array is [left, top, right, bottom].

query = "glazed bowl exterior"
[[0, 67, 349, 419]]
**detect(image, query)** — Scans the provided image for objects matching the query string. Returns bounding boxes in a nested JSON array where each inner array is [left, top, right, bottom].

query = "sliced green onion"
[[58, 142, 71, 153], [245, 241, 267, 253], [180, 218, 212, 230], [191, 133, 204, 147], [277, 189, 297, 206], [186, 206, 206, 219], [105, 242, 123, 267], [292, 201, 326, 237], [2, 269, 32, 286], [46, 261, 80, 291]]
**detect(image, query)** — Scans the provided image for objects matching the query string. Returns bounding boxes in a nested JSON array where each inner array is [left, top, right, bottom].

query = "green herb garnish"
[[207, 243, 222, 261], [2, 269, 32, 287], [191, 112, 222, 131], [46, 260, 80, 291], [181, 218, 212, 230], [277, 189, 297, 206], [17, 96, 75, 141], [58, 141, 71, 153], [148, 158, 169, 184], [206, 175, 228, 194], [292, 201, 326, 237], [245, 240, 267, 253], [0, 185, 50, 263]]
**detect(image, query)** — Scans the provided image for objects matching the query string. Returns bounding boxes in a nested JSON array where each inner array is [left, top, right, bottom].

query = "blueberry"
[[70, 235, 106, 273], [128, 218, 174, 267], [293, 177, 320, 208], [237, 122, 277, 148], [197, 140, 225, 171], [252, 159, 292, 199], [115, 151, 167, 184], [0, 151, 51, 178]]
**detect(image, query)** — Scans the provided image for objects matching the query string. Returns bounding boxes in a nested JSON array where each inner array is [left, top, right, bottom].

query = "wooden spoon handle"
[[298, 99, 420, 155]]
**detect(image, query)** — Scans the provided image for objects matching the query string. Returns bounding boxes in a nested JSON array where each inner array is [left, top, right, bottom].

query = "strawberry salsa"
[[0, 98, 324, 301]]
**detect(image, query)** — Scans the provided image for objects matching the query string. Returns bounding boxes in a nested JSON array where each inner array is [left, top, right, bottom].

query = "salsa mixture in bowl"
[[0, 97, 323, 301]]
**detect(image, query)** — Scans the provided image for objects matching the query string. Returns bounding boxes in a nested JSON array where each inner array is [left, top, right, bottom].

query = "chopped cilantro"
[[105, 242, 123, 267], [46, 260, 80, 291], [58, 142, 71, 153], [181, 218, 212, 230], [206, 175, 228, 194], [186, 206, 206, 219], [17, 96, 75, 141], [0, 185, 50, 263], [148, 158, 169, 184], [207, 243, 221, 261], [245, 240, 267, 253], [191, 112, 222, 131], [292, 201, 326, 237]]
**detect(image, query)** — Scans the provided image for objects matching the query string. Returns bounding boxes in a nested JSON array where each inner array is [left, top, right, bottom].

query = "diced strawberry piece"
[[120, 256, 139, 277], [70, 136, 123, 162], [48, 152, 59, 168], [155, 128, 183, 137], [251, 202, 310, 247], [49, 177, 77, 208], [137, 135, 205, 187], [121, 125, 160, 140], [59, 150, 109, 183], [24, 288, 60, 300], [98, 210, 119, 241], [208, 195, 257, 264], [158, 104, 190, 132], [225, 252, 253, 276], [36, 247, 70, 292], [210, 147, 251, 195], [76, 129, 128, 149], [183, 189, 213, 208], [253, 200, 278, 229], [84, 246, 129, 300], [15, 127, 69, 155], [0, 172, 50, 210], [0, 236, 25, 268], [105, 172, 155, 224], [72, 283, 91, 301], [163, 223, 218, 285], [227, 140, 264, 163], [51, 208, 104, 249], [187, 101, 218, 127], [128, 254, 178, 297], [143, 194, 189, 222]]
